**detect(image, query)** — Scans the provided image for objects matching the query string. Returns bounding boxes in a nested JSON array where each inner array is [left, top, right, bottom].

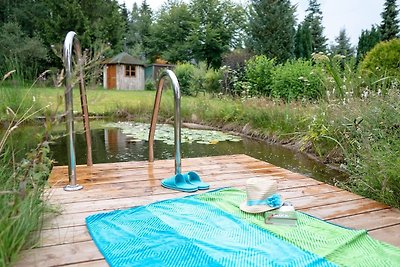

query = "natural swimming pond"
[[45, 120, 347, 184]]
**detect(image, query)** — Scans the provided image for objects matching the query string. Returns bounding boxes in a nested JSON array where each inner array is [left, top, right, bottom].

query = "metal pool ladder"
[[148, 70, 182, 175], [63, 31, 93, 191]]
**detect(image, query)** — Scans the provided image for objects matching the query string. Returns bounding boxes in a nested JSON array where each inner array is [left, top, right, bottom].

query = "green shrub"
[[174, 63, 196, 96], [190, 62, 207, 95], [360, 39, 400, 83], [144, 79, 155, 91], [204, 68, 223, 94], [245, 55, 276, 96], [270, 59, 324, 101]]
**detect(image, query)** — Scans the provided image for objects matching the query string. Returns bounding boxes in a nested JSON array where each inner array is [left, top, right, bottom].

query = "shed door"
[[107, 65, 116, 89]]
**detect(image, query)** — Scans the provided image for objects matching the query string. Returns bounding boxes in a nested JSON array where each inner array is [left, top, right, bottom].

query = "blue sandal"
[[186, 171, 210, 190], [161, 173, 198, 192]]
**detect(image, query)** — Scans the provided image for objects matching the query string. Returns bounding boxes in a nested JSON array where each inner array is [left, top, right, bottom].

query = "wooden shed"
[[103, 52, 145, 90]]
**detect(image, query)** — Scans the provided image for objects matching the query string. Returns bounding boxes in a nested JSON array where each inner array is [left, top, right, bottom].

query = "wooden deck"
[[15, 154, 400, 266]]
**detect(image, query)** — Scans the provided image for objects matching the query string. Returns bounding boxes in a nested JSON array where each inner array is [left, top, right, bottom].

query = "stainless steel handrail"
[[148, 70, 181, 175], [63, 31, 83, 191]]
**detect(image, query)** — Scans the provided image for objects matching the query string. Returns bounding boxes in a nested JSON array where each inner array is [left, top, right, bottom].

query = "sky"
[[117, 0, 394, 46]]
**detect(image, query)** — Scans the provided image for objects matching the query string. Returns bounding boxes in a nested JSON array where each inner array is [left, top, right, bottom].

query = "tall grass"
[[0, 143, 52, 267], [330, 92, 400, 208], [0, 72, 53, 267]]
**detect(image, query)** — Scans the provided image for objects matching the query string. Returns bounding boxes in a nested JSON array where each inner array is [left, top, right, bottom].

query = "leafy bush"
[[360, 39, 400, 82], [174, 63, 196, 96], [175, 63, 222, 96], [144, 79, 155, 91], [204, 68, 223, 94], [221, 49, 252, 96], [190, 62, 207, 95], [270, 59, 324, 101], [245, 55, 276, 96]]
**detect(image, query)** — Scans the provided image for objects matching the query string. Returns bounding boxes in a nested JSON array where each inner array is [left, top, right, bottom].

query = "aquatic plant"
[[105, 122, 241, 145]]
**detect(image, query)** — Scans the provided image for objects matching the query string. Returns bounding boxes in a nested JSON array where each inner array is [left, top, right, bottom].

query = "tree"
[[124, 1, 153, 59], [125, 3, 143, 57], [304, 0, 327, 53], [2, 0, 49, 37], [0, 22, 48, 80], [356, 25, 381, 63], [148, 1, 195, 63], [189, 0, 245, 68], [0, 0, 128, 79], [138, 0, 153, 58], [120, 2, 130, 33], [380, 0, 399, 41], [79, 0, 125, 51], [330, 29, 354, 57], [294, 22, 312, 59], [248, 0, 296, 63], [40, 0, 125, 51]]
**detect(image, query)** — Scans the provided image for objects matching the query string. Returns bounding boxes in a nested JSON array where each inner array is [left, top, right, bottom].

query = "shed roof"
[[106, 52, 145, 65]]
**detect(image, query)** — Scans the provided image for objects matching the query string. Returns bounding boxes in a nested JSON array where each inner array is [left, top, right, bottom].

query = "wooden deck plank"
[[38, 226, 91, 247], [50, 163, 287, 188], [301, 198, 388, 220], [49, 154, 268, 182], [47, 174, 319, 205], [14, 154, 400, 267], [289, 190, 364, 210], [328, 208, 400, 231], [63, 260, 108, 267], [14, 241, 103, 267], [368, 224, 400, 247], [58, 184, 342, 215]]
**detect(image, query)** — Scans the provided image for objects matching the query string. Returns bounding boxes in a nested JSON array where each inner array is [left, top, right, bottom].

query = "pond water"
[[46, 121, 347, 184]]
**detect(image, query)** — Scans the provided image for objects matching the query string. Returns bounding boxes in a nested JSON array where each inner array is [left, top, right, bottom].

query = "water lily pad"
[[105, 122, 241, 146]]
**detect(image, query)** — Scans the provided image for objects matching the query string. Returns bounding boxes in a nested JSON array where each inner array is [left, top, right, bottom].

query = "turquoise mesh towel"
[[86, 195, 336, 267]]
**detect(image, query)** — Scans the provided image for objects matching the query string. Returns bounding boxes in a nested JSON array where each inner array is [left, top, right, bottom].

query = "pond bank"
[[2, 87, 399, 208], [183, 121, 346, 176]]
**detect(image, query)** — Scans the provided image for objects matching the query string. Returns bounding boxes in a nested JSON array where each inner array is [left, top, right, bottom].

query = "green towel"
[[196, 188, 400, 267]]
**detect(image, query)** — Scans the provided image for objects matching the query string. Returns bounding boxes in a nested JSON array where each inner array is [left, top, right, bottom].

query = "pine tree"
[[356, 25, 381, 63], [304, 0, 327, 53], [380, 0, 399, 41], [138, 0, 153, 58], [248, 0, 296, 63], [120, 2, 129, 33], [294, 21, 312, 59], [331, 29, 354, 57], [124, 1, 153, 59]]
